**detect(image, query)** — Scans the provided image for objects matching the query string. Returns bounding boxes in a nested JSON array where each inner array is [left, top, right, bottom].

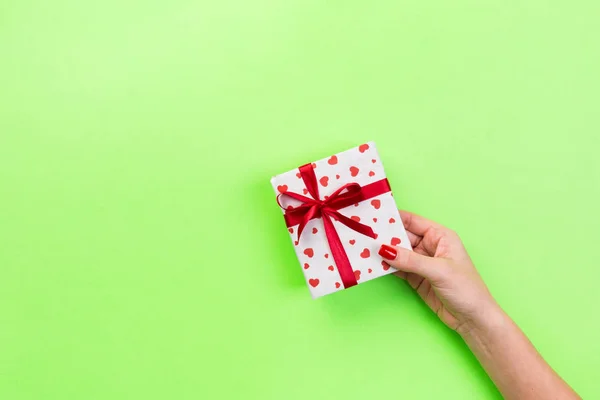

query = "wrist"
[[458, 304, 511, 361], [457, 300, 508, 343]]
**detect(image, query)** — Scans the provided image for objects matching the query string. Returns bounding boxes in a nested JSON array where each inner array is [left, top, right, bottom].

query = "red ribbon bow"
[[278, 163, 391, 289]]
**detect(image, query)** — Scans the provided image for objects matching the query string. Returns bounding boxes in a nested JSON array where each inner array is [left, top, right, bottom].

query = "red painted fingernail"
[[378, 244, 397, 260]]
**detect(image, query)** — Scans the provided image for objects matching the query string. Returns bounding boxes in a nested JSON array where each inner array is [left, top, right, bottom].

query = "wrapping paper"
[[271, 142, 412, 298]]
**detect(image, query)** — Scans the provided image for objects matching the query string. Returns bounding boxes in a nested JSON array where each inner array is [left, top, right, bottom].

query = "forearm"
[[459, 305, 579, 400]]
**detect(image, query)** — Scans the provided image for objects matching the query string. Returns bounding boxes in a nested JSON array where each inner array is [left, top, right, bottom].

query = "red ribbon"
[[278, 163, 391, 289]]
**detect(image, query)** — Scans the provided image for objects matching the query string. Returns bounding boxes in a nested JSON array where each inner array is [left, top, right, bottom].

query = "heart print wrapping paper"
[[271, 142, 412, 298]]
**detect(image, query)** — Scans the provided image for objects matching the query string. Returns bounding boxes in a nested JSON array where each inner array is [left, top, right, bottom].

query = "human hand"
[[378, 211, 500, 334], [380, 212, 581, 399]]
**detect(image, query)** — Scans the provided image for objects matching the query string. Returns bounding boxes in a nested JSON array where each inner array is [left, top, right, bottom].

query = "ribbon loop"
[[299, 163, 320, 200]]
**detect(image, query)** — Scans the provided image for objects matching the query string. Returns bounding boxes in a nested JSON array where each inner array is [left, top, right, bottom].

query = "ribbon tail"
[[327, 210, 377, 239], [296, 204, 319, 242], [321, 213, 358, 289]]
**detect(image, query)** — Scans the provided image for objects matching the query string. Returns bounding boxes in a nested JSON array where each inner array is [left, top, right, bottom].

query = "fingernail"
[[378, 244, 397, 260]]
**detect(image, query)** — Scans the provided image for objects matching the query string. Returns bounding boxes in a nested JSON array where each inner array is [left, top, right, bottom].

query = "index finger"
[[399, 210, 447, 236]]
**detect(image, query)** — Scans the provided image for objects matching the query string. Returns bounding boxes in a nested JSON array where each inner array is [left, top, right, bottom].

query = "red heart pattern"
[[274, 143, 410, 297]]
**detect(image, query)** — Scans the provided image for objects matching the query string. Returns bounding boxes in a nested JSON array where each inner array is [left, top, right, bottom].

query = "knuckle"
[[396, 248, 410, 265], [443, 228, 461, 242], [432, 227, 445, 238], [395, 248, 413, 268], [406, 251, 418, 267]]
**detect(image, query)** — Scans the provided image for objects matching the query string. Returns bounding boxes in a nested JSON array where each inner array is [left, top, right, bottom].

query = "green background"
[[1, 1, 599, 399]]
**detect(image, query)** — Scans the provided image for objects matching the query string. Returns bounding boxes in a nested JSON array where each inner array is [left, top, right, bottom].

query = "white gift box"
[[271, 142, 412, 298]]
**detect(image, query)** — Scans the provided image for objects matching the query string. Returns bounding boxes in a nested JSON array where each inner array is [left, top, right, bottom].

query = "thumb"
[[378, 244, 446, 282]]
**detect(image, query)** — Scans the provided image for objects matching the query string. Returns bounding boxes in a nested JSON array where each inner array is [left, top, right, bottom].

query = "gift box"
[[271, 142, 412, 298]]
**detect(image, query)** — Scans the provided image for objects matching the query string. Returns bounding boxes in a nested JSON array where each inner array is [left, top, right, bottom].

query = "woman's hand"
[[378, 210, 499, 334], [380, 210, 580, 399]]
